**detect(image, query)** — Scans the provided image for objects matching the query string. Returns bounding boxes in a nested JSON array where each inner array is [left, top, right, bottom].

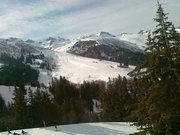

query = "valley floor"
[[0, 122, 138, 135]]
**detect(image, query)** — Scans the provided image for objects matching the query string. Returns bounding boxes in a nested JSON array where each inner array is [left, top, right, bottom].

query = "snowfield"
[[0, 122, 138, 135], [0, 86, 14, 105], [52, 51, 134, 84], [48, 41, 134, 84], [0, 36, 135, 104], [118, 32, 148, 50]]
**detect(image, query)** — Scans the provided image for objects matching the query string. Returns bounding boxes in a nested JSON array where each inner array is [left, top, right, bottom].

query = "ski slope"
[[49, 41, 134, 84], [0, 122, 138, 135], [0, 39, 135, 105]]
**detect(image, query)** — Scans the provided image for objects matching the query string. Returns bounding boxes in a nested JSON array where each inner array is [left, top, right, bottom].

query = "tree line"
[[0, 75, 135, 131], [0, 54, 39, 86]]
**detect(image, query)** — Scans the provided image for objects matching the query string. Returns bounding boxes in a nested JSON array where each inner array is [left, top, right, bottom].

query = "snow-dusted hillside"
[[68, 31, 143, 54], [0, 122, 138, 135], [0, 34, 137, 105], [0, 38, 42, 56], [0, 43, 134, 104], [41, 37, 71, 50], [50, 40, 134, 84], [64, 32, 145, 66], [118, 31, 148, 50], [80, 31, 143, 52], [0, 31, 148, 87]]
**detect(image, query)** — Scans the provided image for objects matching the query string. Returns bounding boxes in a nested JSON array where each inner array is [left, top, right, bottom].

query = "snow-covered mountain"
[[0, 34, 136, 105], [0, 37, 55, 87], [118, 30, 148, 50], [0, 37, 42, 57], [41, 37, 71, 50], [78, 31, 144, 52], [66, 32, 145, 65], [0, 32, 147, 85]]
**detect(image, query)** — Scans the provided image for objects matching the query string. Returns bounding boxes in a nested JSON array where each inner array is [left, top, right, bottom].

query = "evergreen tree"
[[28, 89, 58, 126], [101, 76, 132, 121], [49, 76, 79, 104], [59, 99, 86, 124], [13, 86, 28, 128], [128, 1, 180, 135], [80, 81, 100, 111]]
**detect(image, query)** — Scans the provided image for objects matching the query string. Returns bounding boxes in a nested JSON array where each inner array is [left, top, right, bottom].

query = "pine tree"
[[28, 89, 58, 126], [101, 76, 132, 121], [13, 86, 28, 128], [49, 76, 79, 104], [128, 1, 180, 135], [80, 81, 100, 112]]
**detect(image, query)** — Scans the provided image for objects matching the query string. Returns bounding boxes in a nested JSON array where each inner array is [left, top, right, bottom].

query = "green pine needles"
[[128, 1, 180, 135]]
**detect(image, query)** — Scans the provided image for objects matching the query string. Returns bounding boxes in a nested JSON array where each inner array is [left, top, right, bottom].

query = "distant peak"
[[26, 39, 35, 43], [8, 37, 22, 42], [46, 37, 56, 41], [97, 32, 115, 37], [46, 36, 67, 42]]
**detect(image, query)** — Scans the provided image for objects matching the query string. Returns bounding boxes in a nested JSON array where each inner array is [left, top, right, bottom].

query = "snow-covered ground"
[[0, 85, 49, 105], [118, 33, 148, 50], [0, 86, 14, 105], [0, 40, 135, 104], [0, 122, 138, 135], [49, 41, 134, 84], [38, 69, 52, 86]]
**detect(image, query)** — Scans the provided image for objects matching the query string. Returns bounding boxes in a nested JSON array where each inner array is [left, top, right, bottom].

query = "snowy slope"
[[41, 37, 71, 50], [0, 31, 146, 85], [0, 37, 41, 56], [0, 35, 135, 105], [0, 122, 138, 135], [50, 41, 134, 84], [68, 31, 143, 54], [118, 28, 180, 50], [0, 85, 49, 105], [0, 33, 141, 84], [118, 32, 148, 50]]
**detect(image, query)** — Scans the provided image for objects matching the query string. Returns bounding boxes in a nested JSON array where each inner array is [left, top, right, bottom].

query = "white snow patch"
[[176, 28, 180, 33], [118, 33, 147, 50], [0, 86, 14, 105], [34, 59, 43, 64], [92, 99, 103, 113], [0, 122, 138, 135], [0, 63, 3, 67], [38, 69, 52, 86]]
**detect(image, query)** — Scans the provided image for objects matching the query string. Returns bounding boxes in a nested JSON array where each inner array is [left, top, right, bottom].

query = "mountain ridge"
[[0, 31, 147, 85]]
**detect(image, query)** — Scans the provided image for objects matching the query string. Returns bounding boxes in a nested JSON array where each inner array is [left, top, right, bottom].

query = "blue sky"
[[0, 0, 179, 40]]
